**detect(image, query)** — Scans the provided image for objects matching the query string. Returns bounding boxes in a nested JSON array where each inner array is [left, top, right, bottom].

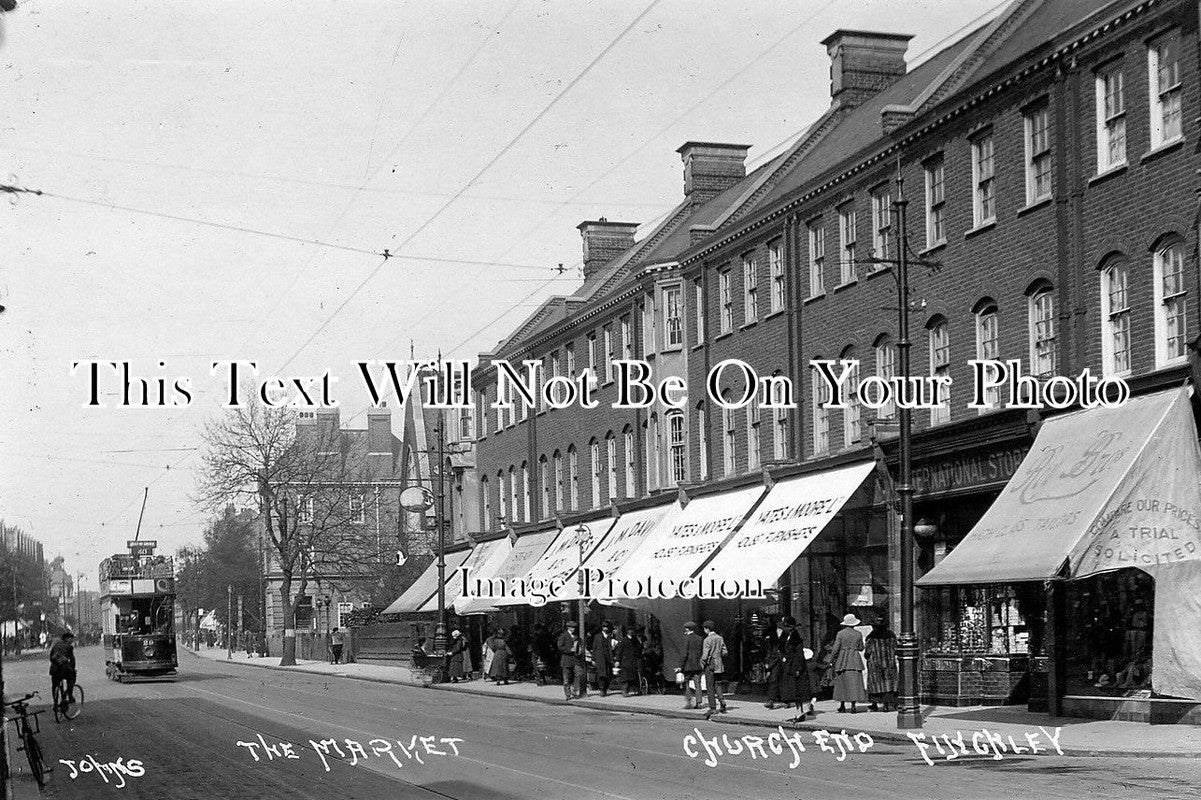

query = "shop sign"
[[912, 446, 1029, 498]]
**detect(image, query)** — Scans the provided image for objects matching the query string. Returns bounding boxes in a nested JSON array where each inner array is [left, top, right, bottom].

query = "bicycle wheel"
[[51, 685, 64, 724], [63, 685, 84, 720], [23, 731, 45, 789]]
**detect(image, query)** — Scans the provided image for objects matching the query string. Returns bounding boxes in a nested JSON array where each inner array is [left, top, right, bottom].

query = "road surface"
[[4, 647, 1197, 799]]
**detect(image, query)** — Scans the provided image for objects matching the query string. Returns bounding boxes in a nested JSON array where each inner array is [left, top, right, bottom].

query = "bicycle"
[[5, 692, 48, 789], [52, 681, 84, 723]]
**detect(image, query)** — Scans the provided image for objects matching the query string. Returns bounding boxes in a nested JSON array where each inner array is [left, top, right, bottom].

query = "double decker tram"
[[100, 541, 178, 682]]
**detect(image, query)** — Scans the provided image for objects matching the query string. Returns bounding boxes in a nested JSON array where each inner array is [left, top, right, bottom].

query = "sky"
[[0, 0, 1006, 591]]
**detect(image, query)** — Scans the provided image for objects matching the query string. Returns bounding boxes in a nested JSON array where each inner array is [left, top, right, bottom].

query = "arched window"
[[590, 439, 602, 509], [567, 446, 579, 511], [539, 455, 549, 519], [553, 451, 564, 511], [840, 346, 862, 444], [811, 359, 830, 456], [497, 470, 507, 523], [1100, 255, 1131, 376], [722, 392, 737, 476], [769, 371, 790, 459], [606, 433, 617, 502], [1026, 283, 1056, 377], [696, 402, 710, 479], [508, 466, 518, 524], [1154, 238, 1188, 366], [481, 476, 491, 531], [623, 426, 636, 499], [926, 317, 950, 425], [747, 396, 762, 469], [974, 300, 1000, 411], [874, 335, 897, 419], [521, 462, 530, 523], [668, 412, 687, 485]]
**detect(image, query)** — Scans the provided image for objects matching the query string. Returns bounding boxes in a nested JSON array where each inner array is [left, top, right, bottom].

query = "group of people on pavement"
[[676, 620, 728, 718], [554, 620, 657, 699]]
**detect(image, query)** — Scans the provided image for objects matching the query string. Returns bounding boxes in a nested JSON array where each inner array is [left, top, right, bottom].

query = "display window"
[[1065, 568, 1153, 696]]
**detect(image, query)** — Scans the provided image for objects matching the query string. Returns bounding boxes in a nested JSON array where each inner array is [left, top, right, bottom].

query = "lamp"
[[913, 518, 939, 539]]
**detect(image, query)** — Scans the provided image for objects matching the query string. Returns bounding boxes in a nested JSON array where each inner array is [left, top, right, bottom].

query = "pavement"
[[4, 646, 1198, 800], [187, 645, 1201, 759]]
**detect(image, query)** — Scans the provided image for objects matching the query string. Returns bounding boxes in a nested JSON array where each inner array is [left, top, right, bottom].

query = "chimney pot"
[[821, 30, 913, 108], [577, 219, 639, 279], [676, 142, 751, 206]]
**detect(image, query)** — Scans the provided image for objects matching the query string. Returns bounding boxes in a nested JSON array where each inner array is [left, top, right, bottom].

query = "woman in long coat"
[[591, 624, 615, 697], [831, 614, 869, 712], [613, 627, 643, 696], [446, 630, 468, 683], [777, 618, 812, 720], [486, 629, 510, 685], [865, 620, 898, 711]]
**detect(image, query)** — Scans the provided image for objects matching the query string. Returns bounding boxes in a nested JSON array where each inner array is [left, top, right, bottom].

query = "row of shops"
[[383, 386, 1201, 723]]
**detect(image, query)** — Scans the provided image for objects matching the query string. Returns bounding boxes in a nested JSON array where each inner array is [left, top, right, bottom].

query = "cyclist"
[[48, 631, 77, 712]]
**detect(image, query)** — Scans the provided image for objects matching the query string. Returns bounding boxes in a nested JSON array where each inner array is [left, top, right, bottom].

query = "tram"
[[100, 540, 178, 681]]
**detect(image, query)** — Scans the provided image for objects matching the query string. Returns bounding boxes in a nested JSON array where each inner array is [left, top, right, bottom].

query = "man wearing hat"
[[831, 613, 868, 713], [591, 622, 615, 698], [49, 631, 76, 713], [676, 621, 705, 709], [556, 620, 586, 700], [700, 620, 728, 718]]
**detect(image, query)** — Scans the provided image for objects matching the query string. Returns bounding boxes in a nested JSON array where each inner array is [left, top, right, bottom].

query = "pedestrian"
[[700, 620, 728, 718], [482, 632, 496, 681], [676, 621, 705, 709], [508, 624, 529, 680], [763, 616, 788, 709], [640, 631, 663, 693], [446, 629, 468, 683], [591, 622, 614, 697], [533, 623, 555, 686], [865, 618, 898, 712], [776, 617, 812, 721], [613, 626, 643, 696], [831, 613, 868, 713], [329, 627, 345, 664], [486, 628, 510, 685], [556, 620, 586, 699]]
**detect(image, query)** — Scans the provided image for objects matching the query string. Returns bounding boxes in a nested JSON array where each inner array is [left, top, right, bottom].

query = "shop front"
[[917, 387, 1201, 722]]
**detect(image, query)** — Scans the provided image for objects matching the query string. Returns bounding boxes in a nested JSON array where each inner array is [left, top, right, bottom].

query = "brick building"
[[468, 0, 1201, 716]]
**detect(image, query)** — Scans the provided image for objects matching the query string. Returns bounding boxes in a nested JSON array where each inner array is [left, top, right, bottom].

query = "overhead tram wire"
[[270, 0, 666, 378]]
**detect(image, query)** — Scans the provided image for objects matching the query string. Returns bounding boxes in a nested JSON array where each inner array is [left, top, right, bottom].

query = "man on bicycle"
[[49, 631, 76, 711]]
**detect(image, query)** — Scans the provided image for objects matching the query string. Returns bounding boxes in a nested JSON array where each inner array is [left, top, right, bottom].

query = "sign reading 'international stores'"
[[911, 446, 1029, 498]]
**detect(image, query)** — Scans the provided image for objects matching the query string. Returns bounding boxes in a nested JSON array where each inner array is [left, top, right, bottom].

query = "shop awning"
[[608, 484, 766, 596], [418, 538, 509, 613], [493, 519, 609, 607], [455, 528, 559, 615], [556, 503, 675, 603], [451, 537, 513, 614], [918, 387, 1200, 586], [382, 549, 471, 614], [701, 461, 876, 588]]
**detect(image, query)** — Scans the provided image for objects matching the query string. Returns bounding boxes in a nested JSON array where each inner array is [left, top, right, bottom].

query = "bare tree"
[[195, 395, 378, 666]]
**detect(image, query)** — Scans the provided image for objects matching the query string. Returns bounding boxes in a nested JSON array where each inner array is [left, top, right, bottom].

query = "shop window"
[[1065, 569, 1153, 696]]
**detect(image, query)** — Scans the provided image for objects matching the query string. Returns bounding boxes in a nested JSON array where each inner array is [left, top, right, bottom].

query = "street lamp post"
[[573, 524, 592, 639], [893, 167, 922, 730]]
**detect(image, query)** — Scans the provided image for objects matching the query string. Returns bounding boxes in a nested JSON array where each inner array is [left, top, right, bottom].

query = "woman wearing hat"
[[776, 616, 812, 721], [831, 613, 868, 713], [486, 628, 511, 686], [446, 629, 468, 683]]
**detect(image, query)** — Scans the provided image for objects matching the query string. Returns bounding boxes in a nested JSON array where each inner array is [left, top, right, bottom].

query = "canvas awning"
[[701, 461, 876, 588], [451, 537, 513, 614], [418, 538, 509, 613], [557, 503, 675, 603], [918, 388, 1200, 586], [382, 549, 471, 614], [493, 520, 609, 607], [608, 484, 766, 596], [455, 528, 558, 614]]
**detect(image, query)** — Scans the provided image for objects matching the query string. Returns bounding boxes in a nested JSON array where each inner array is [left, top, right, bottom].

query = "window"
[[1155, 241, 1188, 366], [723, 402, 737, 476], [928, 319, 951, 425], [664, 286, 683, 347], [765, 241, 783, 313], [621, 316, 633, 359], [644, 420, 655, 490], [586, 333, 598, 389], [875, 338, 897, 419], [644, 295, 657, 354], [624, 429, 636, 498], [669, 413, 687, 485], [975, 304, 1000, 411], [298, 496, 314, 525], [697, 404, 709, 480], [1101, 259, 1131, 376], [552, 349, 563, 379], [839, 208, 857, 284], [1029, 288, 1057, 377], [1096, 66, 1126, 170], [497, 470, 507, 521], [603, 325, 614, 381], [590, 440, 601, 508], [747, 399, 761, 470], [568, 447, 579, 510], [481, 477, 491, 530], [1149, 33, 1182, 147], [1025, 105, 1052, 204], [972, 134, 996, 226], [808, 222, 825, 297], [539, 457, 550, 519], [841, 347, 862, 444], [521, 463, 530, 522], [651, 415, 662, 488], [743, 256, 758, 323], [495, 385, 504, 432], [772, 381, 788, 460], [349, 493, 365, 524], [509, 466, 519, 523], [719, 270, 733, 334], [458, 406, 474, 441], [553, 451, 564, 511], [871, 188, 892, 262], [693, 279, 706, 343], [607, 436, 617, 501], [811, 367, 830, 456], [925, 158, 945, 247]]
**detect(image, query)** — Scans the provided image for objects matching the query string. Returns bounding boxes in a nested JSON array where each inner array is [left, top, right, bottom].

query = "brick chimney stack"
[[821, 30, 913, 109], [578, 218, 639, 279], [677, 142, 750, 206], [367, 405, 392, 454]]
